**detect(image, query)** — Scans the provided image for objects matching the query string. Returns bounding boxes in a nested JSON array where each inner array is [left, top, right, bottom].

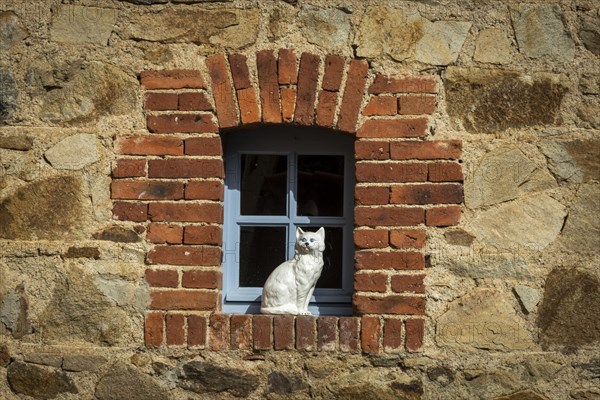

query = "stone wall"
[[0, 1, 598, 399]]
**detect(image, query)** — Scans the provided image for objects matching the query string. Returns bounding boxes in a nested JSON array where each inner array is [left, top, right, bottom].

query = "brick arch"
[[111, 49, 463, 353]]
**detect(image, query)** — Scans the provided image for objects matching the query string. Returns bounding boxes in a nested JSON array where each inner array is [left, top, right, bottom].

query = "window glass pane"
[[239, 226, 287, 287], [297, 155, 344, 217], [300, 226, 343, 289], [240, 154, 287, 215]]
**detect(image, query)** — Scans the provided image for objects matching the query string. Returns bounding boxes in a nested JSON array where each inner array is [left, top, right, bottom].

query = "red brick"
[[182, 270, 222, 289], [116, 136, 183, 156], [274, 315, 295, 350], [112, 201, 148, 222], [390, 184, 464, 205], [145, 312, 164, 347], [317, 316, 338, 351], [147, 114, 217, 133], [383, 318, 403, 350], [321, 54, 345, 91], [361, 316, 381, 354], [112, 159, 146, 178], [355, 186, 390, 205], [405, 319, 424, 352], [369, 75, 436, 94], [354, 229, 389, 249], [355, 141, 390, 160], [363, 96, 397, 116], [206, 54, 239, 129], [253, 315, 273, 351], [355, 206, 424, 227], [280, 87, 296, 122], [390, 229, 426, 249], [178, 92, 212, 111], [278, 49, 297, 84], [391, 274, 425, 293], [187, 315, 207, 347], [356, 162, 427, 183], [166, 313, 185, 345], [426, 206, 461, 227], [147, 245, 222, 266], [184, 136, 222, 156], [428, 162, 464, 182], [228, 53, 251, 89], [149, 202, 223, 223], [315, 90, 337, 128], [230, 314, 253, 350], [144, 92, 178, 111], [294, 53, 320, 125], [355, 251, 425, 270], [185, 180, 223, 201], [111, 180, 184, 200], [390, 140, 462, 160], [354, 295, 425, 315], [257, 50, 281, 123], [184, 225, 222, 245], [145, 268, 179, 287], [354, 272, 387, 292], [147, 223, 183, 244], [339, 317, 360, 352], [148, 159, 223, 179], [357, 118, 428, 138], [150, 290, 218, 310], [237, 87, 260, 124], [398, 95, 436, 115], [296, 315, 316, 351], [337, 59, 368, 133], [209, 313, 230, 350], [141, 70, 205, 89]]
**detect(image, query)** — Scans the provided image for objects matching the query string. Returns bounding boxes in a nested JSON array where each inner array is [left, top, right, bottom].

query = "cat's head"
[[295, 227, 325, 253]]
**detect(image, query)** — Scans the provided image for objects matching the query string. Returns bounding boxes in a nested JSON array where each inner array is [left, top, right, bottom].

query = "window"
[[222, 125, 355, 315]]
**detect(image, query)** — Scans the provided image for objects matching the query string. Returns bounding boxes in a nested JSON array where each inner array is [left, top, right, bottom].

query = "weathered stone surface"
[[492, 389, 550, 400], [444, 229, 474, 247], [93, 226, 141, 242], [0, 283, 32, 338], [0, 133, 33, 150], [268, 5, 297, 40], [444, 67, 568, 134], [119, 0, 167, 4], [433, 249, 531, 280], [123, 8, 258, 48], [7, 361, 78, 399], [41, 62, 137, 123], [538, 268, 600, 350], [299, 6, 350, 50], [355, 6, 425, 61], [179, 360, 260, 397], [0, 68, 16, 124], [0, 175, 92, 240], [469, 193, 567, 249], [266, 371, 306, 394], [23, 353, 63, 368], [96, 363, 169, 400], [50, 5, 118, 45], [465, 371, 521, 399], [525, 360, 563, 379], [64, 246, 100, 259], [427, 366, 454, 386], [540, 140, 600, 183], [577, 102, 600, 129], [580, 73, 600, 95], [473, 28, 511, 64], [0, 343, 10, 367], [570, 388, 600, 400], [0, 11, 28, 49], [62, 355, 107, 372], [510, 4, 575, 61], [559, 184, 600, 253], [326, 369, 422, 400], [415, 20, 472, 65], [436, 288, 534, 350], [38, 265, 132, 345], [466, 147, 555, 208], [513, 285, 540, 314], [44, 134, 100, 170], [580, 14, 600, 56], [94, 276, 149, 312]]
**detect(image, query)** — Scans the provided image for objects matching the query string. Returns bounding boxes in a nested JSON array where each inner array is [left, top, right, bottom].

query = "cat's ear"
[[316, 227, 325, 241], [296, 227, 304, 240]]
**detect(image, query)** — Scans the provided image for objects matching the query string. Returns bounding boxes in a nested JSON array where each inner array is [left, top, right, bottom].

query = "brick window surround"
[[111, 49, 463, 353]]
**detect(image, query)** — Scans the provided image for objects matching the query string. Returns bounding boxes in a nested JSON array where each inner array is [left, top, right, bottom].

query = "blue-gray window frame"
[[222, 125, 355, 315]]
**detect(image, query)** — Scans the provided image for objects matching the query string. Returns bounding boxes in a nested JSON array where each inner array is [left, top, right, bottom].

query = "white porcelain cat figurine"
[[261, 227, 325, 315]]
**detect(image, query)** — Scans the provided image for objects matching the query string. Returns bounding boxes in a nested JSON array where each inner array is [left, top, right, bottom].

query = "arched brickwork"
[[111, 49, 463, 353]]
